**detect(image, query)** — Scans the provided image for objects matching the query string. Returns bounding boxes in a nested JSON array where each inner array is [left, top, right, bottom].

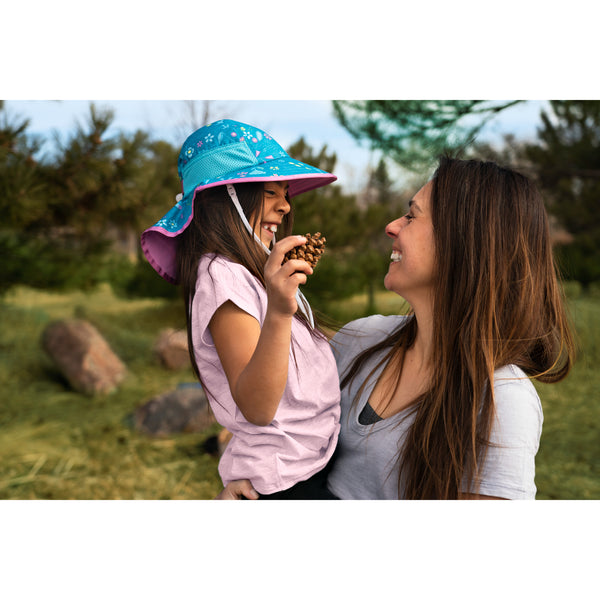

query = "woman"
[[218, 156, 576, 500]]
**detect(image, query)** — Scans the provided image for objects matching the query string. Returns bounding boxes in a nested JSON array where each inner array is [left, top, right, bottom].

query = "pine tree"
[[0, 102, 181, 294], [332, 100, 523, 172], [0, 103, 46, 230], [355, 159, 402, 313], [287, 137, 410, 314], [524, 101, 600, 285], [286, 138, 365, 306], [0, 104, 48, 294]]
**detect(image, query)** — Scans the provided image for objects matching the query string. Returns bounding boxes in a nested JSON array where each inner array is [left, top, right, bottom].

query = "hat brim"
[[141, 159, 336, 284]]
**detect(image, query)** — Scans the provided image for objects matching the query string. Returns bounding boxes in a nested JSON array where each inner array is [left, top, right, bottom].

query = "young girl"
[[141, 119, 340, 499]]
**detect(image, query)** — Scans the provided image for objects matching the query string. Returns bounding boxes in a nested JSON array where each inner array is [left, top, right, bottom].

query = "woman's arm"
[[209, 236, 311, 426]]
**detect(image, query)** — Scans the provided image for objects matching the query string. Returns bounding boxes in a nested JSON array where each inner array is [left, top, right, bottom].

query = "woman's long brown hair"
[[341, 157, 576, 499]]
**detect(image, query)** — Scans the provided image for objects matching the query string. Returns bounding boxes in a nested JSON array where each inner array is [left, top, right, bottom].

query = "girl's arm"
[[209, 236, 311, 426]]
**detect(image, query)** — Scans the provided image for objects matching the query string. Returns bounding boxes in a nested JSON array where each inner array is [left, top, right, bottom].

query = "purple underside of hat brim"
[[140, 229, 179, 283], [141, 172, 336, 284]]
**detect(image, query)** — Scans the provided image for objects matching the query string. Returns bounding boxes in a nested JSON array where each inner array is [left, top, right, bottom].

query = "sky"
[[3, 98, 549, 192]]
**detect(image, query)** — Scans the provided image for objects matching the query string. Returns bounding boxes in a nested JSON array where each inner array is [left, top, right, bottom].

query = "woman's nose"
[[385, 217, 403, 238]]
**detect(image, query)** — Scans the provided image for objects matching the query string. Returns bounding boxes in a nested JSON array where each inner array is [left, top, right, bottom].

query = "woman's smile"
[[390, 250, 402, 263]]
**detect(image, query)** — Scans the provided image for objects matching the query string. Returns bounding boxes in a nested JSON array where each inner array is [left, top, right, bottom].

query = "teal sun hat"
[[141, 119, 337, 284]]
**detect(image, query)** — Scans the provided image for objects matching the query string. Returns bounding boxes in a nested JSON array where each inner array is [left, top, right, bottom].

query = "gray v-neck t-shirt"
[[327, 315, 543, 499]]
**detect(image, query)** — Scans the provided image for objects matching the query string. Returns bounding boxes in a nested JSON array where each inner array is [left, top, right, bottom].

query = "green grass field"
[[0, 284, 598, 499]]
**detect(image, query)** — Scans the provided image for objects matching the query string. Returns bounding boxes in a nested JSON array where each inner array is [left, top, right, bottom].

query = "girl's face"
[[256, 181, 290, 246], [384, 181, 435, 306]]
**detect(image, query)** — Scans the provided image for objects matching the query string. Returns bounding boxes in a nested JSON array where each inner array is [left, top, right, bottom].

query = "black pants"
[[258, 467, 339, 500]]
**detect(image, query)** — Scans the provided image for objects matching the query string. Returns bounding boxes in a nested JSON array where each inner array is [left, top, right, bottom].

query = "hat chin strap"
[[226, 184, 314, 328], [226, 184, 270, 253]]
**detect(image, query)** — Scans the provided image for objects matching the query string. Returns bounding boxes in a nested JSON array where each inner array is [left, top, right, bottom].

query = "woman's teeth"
[[390, 250, 402, 262], [263, 224, 277, 233]]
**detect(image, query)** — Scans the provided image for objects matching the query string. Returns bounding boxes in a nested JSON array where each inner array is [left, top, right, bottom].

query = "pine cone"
[[283, 232, 327, 269]]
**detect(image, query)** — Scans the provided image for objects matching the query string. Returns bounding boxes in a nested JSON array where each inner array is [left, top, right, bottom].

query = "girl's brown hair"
[[341, 156, 576, 499], [176, 182, 322, 385]]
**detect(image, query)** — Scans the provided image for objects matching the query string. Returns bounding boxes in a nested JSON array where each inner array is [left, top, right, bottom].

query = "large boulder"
[[132, 384, 215, 437], [153, 328, 190, 370], [41, 319, 127, 395]]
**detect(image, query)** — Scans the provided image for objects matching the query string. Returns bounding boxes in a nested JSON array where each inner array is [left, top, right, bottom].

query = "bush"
[[301, 252, 369, 308], [562, 280, 583, 300], [555, 242, 600, 289], [0, 231, 113, 294], [115, 256, 180, 300]]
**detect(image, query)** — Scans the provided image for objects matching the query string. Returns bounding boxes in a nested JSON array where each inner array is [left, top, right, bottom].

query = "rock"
[[133, 384, 215, 437], [41, 319, 127, 395], [153, 328, 190, 370]]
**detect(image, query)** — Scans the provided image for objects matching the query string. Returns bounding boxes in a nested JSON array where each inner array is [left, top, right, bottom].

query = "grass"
[[0, 284, 222, 499], [0, 284, 598, 499], [534, 296, 600, 499]]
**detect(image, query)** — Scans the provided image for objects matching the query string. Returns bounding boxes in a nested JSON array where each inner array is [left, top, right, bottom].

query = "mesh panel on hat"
[[182, 142, 258, 197]]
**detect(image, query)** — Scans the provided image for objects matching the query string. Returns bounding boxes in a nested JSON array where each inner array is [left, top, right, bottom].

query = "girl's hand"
[[264, 236, 313, 317], [215, 480, 259, 500]]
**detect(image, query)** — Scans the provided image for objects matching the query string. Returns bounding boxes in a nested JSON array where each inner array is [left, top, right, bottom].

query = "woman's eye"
[[405, 213, 414, 222]]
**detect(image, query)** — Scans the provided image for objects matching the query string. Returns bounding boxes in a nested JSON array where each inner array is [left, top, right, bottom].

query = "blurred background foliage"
[[2, 99, 600, 303]]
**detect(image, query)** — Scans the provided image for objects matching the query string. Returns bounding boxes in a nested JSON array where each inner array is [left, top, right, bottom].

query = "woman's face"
[[384, 181, 435, 306], [256, 181, 290, 246]]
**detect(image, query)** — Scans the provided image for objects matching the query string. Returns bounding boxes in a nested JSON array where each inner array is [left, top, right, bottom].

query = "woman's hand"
[[264, 236, 312, 317], [215, 479, 259, 500]]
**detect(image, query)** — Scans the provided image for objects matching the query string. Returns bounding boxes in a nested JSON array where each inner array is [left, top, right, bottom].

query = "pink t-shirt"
[[191, 253, 341, 494]]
